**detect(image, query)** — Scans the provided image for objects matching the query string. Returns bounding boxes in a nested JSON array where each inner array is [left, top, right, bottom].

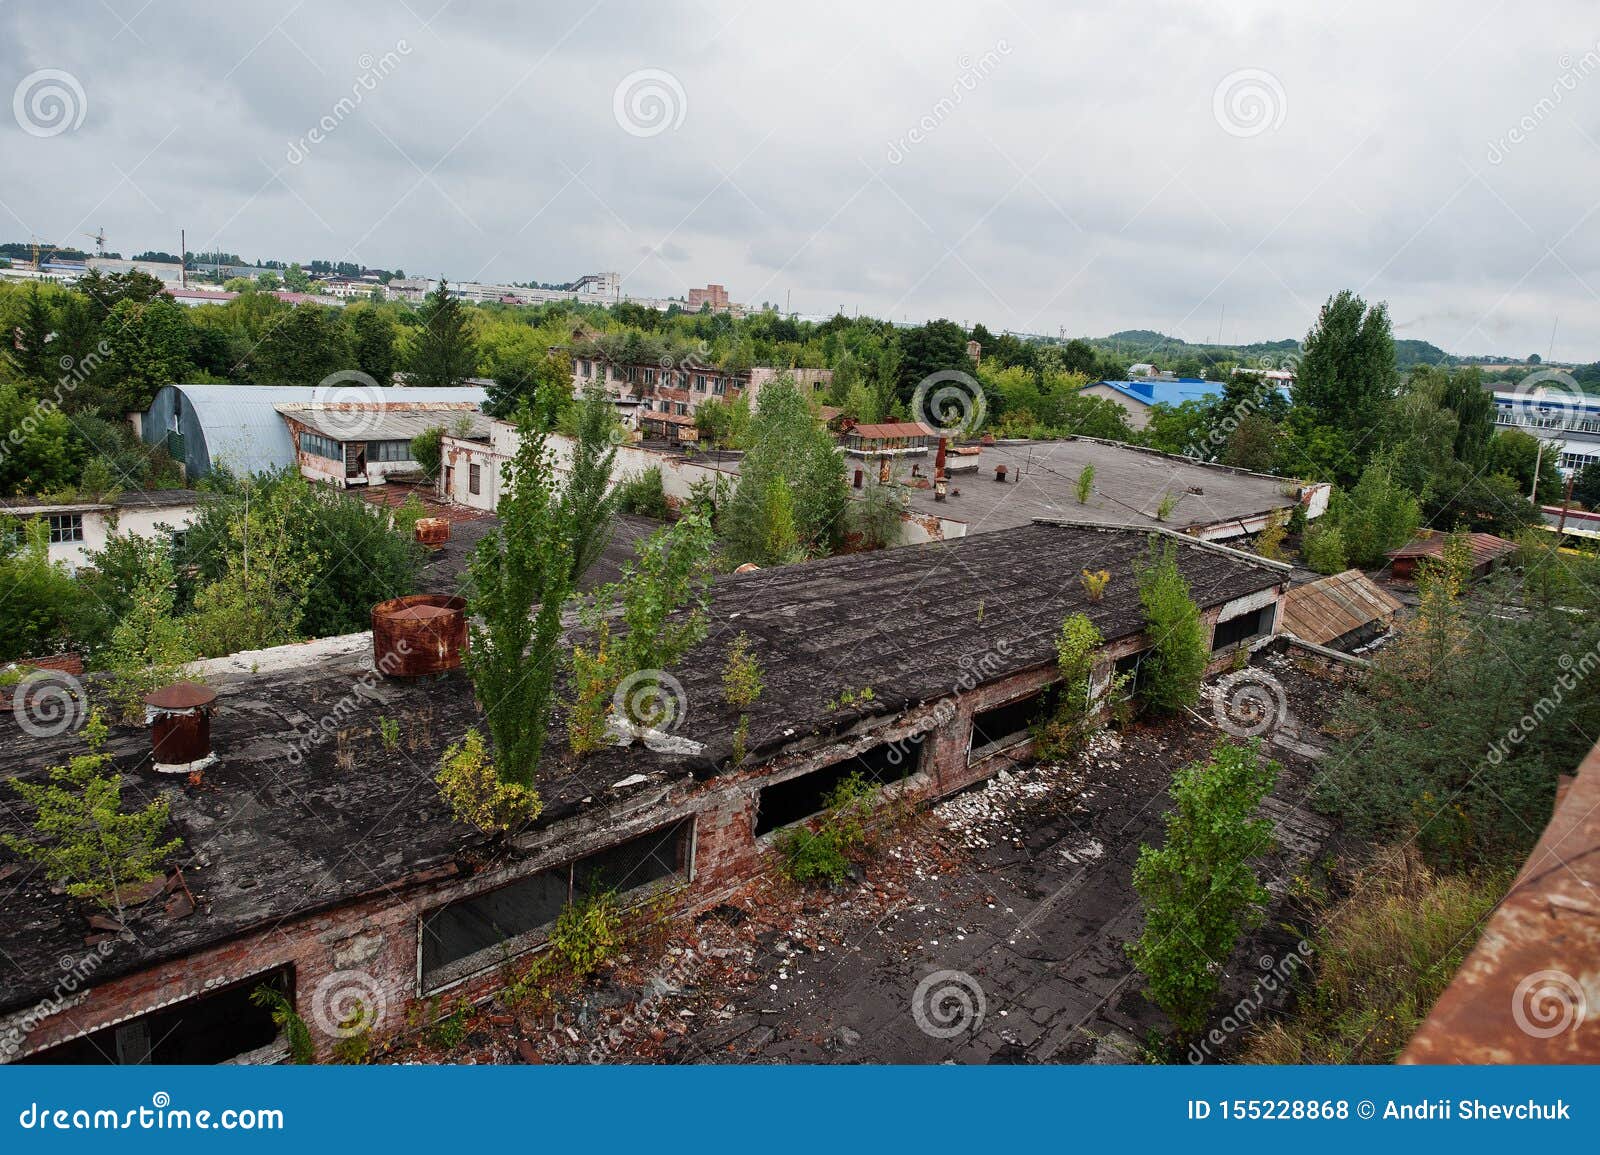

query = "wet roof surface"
[[0, 521, 1282, 1013]]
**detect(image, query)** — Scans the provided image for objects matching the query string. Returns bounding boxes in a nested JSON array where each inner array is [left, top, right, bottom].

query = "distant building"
[[569, 353, 832, 430], [1492, 388, 1600, 474], [278, 403, 493, 489], [86, 256, 185, 285], [1080, 378, 1222, 430], [0, 490, 204, 571], [140, 384, 489, 480], [687, 284, 730, 312]]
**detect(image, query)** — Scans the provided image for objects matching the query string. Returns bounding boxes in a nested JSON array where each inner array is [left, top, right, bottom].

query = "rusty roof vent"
[[414, 517, 451, 549], [144, 682, 218, 774], [371, 594, 467, 677]]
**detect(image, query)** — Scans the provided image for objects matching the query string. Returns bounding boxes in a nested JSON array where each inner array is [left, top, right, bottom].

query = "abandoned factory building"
[[1, 521, 1288, 1064]]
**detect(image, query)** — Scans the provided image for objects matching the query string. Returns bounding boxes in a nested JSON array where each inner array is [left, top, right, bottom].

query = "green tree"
[[1129, 739, 1279, 1037], [103, 296, 193, 412], [1292, 290, 1397, 480], [465, 389, 617, 787], [0, 518, 82, 660], [3, 710, 183, 918], [104, 548, 195, 720], [350, 306, 397, 387], [0, 383, 84, 496], [1134, 540, 1210, 712], [408, 279, 478, 388], [253, 303, 351, 387], [1334, 457, 1422, 569], [723, 377, 849, 564], [5, 284, 56, 382]]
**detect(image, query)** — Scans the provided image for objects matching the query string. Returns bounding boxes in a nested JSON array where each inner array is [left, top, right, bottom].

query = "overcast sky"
[[4, 1, 1599, 359]]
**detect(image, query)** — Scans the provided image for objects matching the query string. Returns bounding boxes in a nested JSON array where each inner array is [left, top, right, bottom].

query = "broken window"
[[1212, 604, 1275, 651], [754, 740, 922, 837], [468, 463, 481, 495], [968, 685, 1060, 763], [20, 966, 293, 1065], [420, 819, 693, 991]]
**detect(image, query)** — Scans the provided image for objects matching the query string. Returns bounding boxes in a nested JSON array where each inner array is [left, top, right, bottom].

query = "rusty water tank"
[[371, 594, 468, 676], [144, 682, 218, 770], [414, 517, 451, 548]]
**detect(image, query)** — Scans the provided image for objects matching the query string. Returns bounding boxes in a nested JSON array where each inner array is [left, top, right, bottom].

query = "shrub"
[[435, 728, 543, 834], [250, 985, 315, 1063], [1129, 739, 1280, 1038], [1075, 463, 1095, 504], [1255, 508, 1288, 561], [548, 887, 624, 979], [776, 772, 877, 886], [410, 427, 444, 477], [1079, 568, 1110, 601], [1155, 492, 1178, 521], [1134, 540, 1209, 712], [2, 710, 183, 917], [614, 467, 671, 519], [721, 631, 763, 709], [1034, 613, 1104, 758], [1301, 521, 1347, 574], [1241, 848, 1509, 1063]]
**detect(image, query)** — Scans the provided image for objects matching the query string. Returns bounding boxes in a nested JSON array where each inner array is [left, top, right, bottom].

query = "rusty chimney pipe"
[[853, 468, 863, 490], [995, 464, 1007, 483], [934, 437, 948, 502], [144, 683, 218, 772]]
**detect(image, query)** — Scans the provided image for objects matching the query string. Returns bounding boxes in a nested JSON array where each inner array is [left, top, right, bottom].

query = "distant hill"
[[1084, 329, 1450, 372]]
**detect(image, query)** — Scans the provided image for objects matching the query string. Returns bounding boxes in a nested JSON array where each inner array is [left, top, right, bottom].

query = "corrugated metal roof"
[[153, 384, 487, 475], [279, 405, 492, 443], [850, 422, 933, 439], [1282, 569, 1403, 646], [1387, 531, 1517, 566]]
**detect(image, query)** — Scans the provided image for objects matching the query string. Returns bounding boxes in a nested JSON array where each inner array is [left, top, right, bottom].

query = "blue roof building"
[[1081, 377, 1221, 429]]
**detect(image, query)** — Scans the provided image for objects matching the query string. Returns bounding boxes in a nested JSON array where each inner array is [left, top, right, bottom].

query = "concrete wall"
[[1080, 383, 1152, 430]]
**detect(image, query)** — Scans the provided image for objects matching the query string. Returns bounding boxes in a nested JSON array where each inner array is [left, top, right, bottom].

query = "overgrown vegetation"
[[1033, 613, 1105, 759], [614, 466, 671, 520], [1133, 540, 1209, 712], [1129, 739, 1280, 1038], [1242, 848, 1509, 1063], [776, 772, 878, 886], [462, 387, 617, 788], [434, 728, 544, 835], [249, 985, 315, 1064], [2, 710, 183, 918]]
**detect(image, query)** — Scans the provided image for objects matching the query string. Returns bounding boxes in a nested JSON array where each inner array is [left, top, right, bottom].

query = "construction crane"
[[83, 227, 106, 257], [29, 237, 62, 269]]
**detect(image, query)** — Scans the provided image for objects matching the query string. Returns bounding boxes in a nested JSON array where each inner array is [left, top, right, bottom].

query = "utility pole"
[[180, 228, 186, 288], [1530, 438, 1544, 505], [1558, 472, 1574, 535]]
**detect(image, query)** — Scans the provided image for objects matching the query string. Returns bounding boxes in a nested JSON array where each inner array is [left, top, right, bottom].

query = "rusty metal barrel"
[[414, 517, 451, 548], [371, 594, 468, 676]]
